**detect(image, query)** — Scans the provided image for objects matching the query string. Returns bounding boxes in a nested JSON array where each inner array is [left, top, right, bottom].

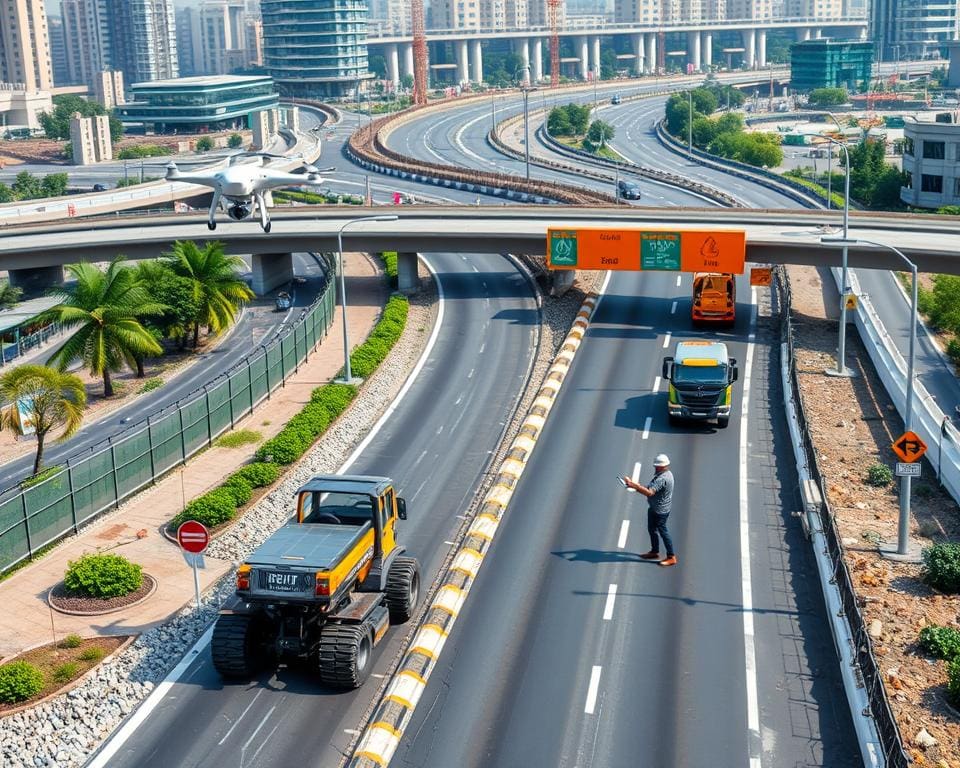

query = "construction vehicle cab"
[[211, 475, 420, 689], [663, 341, 739, 428], [692, 272, 736, 325]]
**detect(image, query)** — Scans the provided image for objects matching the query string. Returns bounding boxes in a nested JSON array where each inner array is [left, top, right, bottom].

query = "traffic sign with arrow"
[[892, 430, 927, 463]]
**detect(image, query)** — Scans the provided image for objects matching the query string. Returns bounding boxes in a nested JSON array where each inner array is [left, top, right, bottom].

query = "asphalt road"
[[0, 252, 325, 490], [397, 271, 859, 767], [91, 251, 541, 768]]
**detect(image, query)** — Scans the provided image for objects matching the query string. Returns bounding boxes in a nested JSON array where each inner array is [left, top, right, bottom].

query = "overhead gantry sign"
[[547, 228, 746, 274]]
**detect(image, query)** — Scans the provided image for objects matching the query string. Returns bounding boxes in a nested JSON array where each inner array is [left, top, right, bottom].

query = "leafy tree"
[[401, 73, 414, 90], [12, 171, 41, 200], [195, 136, 214, 152], [0, 184, 13, 203], [38, 95, 122, 142], [547, 107, 573, 135], [564, 104, 591, 134], [587, 119, 615, 146], [43, 259, 166, 396], [0, 365, 86, 474], [807, 87, 848, 106], [134, 261, 200, 346], [228, 133, 244, 149], [0, 281, 22, 309], [927, 275, 960, 332], [692, 116, 719, 147], [716, 112, 745, 134], [40, 173, 69, 198], [164, 240, 254, 347], [369, 54, 387, 79], [600, 47, 618, 80]]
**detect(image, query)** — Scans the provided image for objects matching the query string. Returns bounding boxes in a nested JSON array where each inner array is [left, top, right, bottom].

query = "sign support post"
[[177, 521, 210, 610]]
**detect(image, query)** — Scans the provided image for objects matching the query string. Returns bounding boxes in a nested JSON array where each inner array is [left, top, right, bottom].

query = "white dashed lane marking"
[[584, 666, 603, 715], [617, 520, 630, 549], [642, 416, 652, 440], [603, 585, 617, 621]]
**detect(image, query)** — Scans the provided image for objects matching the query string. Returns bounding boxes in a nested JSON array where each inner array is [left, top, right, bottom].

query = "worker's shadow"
[[552, 548, 650, 564]]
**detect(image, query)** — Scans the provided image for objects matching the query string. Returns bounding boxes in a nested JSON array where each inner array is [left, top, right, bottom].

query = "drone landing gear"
[[262, 221, 272, 233], [207, 221, 217, 231]]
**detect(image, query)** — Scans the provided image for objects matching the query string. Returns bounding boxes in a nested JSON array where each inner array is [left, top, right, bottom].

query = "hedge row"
[[171, 462, 281, 529], [382, 251, 398, 288], [346, 295, 409, 379]]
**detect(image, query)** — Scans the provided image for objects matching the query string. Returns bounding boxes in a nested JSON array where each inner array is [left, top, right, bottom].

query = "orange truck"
[[691, 272, 736, 325]]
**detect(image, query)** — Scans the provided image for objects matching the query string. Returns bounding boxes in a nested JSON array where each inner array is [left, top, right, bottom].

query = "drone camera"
[[227, 201, 252, 221]]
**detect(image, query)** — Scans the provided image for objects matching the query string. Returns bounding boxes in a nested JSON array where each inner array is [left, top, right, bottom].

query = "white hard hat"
[[653, 454, 670, 467]]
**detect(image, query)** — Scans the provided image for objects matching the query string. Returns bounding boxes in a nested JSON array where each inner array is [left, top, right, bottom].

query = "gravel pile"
[[0, 263, 601, 768]]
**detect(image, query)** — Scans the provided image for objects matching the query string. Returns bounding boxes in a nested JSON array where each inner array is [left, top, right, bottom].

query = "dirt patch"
[[48, 574, 155, 615], [788, 264, 960, 763]]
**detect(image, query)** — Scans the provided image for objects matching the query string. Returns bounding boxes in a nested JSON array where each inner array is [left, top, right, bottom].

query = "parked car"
[[617, 179, 641, 200], [611, 93, 622, 105]]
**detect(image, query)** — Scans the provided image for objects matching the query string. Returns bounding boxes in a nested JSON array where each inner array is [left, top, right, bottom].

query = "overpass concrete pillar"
[[396, 252, 420, 293], [457, 39, 469, 84], [757, 29, 767, 68], [579, 36, 589, 80], [402, 42, 414, 78], [471, 40, 483, 85], [796, 27, 812, 42], [702, 32, 712, 70], [7, 265, 63, 298], [251, 253, 294, 296], [633, 33, 645, 75], [532, 38, 543, 82], [591, 35, 601, 78], [687, 31, 701, 72], [387, 44, 400, 88], [516, 38, 531, 83], [814, 28, 823, 39], [743, 28, 756, 69], [646, 33, 657, 74]]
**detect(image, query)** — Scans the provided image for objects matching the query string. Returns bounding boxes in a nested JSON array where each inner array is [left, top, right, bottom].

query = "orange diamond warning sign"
[[892, 430, 927, 463]]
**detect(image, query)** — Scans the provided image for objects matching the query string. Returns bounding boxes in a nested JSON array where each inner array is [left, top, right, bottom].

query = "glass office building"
[[790, 39, 874, 93], [262, 0, 372, 98], [118, 75, 279, 133]]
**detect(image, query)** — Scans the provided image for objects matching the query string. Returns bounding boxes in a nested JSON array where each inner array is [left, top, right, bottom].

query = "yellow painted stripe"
[[370, 722, 402, 739], [355, 751, 387, 765], [385, 693, 413, 708], [398, 669, 427, 685]]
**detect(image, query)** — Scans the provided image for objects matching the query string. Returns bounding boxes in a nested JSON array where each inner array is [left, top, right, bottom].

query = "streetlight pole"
[[822, 133, 852, 377], [823, 236, 919, 558], [519, 65, 532, 180], [687, 89, 693, 157], [336, 215, 399, 383]]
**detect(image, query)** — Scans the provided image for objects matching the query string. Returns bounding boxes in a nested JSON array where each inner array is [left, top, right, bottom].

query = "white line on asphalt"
[[603, 584, 618, 621], [676, 275, 682, 287], [662, 332, 671, 349], [740, 288, 762, 768], [344, 729, 360, 736], [249, 722, 282, 765], [584, 666, 603, 714], [642, 416, 652, 439], [217, 688, 264, 745], [652, 375, 661, 393], [632, 462, 642, 482], [454, 111, 501, 167], [240, 704, 276, 755], [671, 301, 677, 314], [617, 520, 630, 548], [467, 368, 475, 379]]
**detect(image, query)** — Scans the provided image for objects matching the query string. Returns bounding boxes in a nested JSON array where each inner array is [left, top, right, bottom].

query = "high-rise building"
[[107, 0, 179, 84], [48, 16, 72, 86], [245, 16, 264, 67], [60, 0, 112, 90], [871, 0, 959, 61], [0, 0, 53, 91], [784, 0, 838, 20], [368, 0, 411, 35], [179, 1, 263, 76], [176, 7, 200, 77], [261, 0, 371, 98]]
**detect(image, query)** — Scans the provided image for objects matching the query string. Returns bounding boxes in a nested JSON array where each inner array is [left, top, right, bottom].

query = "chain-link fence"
[[0, 275, 337, 572], [776, 266, 908, 767]]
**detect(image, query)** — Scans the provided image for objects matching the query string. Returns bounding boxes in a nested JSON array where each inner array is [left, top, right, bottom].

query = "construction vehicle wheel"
[[717, 416, 729, 429], [385, 555, 420, 624], [318, 622, 372, 689], [211, 613, 268, 679]]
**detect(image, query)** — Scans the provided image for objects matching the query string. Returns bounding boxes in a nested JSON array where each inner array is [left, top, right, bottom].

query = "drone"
[[165, 152, 331, 233]]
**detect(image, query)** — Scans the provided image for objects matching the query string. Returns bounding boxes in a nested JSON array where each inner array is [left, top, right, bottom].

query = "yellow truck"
[[662, 340, 739, 428]]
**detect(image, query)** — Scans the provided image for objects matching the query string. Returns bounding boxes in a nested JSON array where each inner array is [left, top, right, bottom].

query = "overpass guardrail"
[[0, 271, 336, 573]]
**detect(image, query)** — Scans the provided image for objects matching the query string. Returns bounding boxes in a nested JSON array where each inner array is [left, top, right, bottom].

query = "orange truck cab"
[[692, 272, 736, 325]]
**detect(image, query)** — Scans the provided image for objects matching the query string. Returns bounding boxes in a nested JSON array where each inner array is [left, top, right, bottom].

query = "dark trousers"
[[647, 509, 674, 557]]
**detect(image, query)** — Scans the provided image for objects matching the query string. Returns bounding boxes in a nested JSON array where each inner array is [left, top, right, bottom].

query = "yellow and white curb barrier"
[[348, 293, 599, 768]]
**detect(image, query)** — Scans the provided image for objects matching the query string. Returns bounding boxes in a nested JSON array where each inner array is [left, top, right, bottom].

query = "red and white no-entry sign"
[[177, 520, 209, 554]]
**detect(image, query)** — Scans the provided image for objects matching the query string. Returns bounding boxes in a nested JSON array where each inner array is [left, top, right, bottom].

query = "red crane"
[[412, 0, 428, 105], [548, 0, 561, 88]]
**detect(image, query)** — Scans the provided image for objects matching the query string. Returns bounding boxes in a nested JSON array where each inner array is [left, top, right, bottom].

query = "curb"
[[347, 292, 600, 768]]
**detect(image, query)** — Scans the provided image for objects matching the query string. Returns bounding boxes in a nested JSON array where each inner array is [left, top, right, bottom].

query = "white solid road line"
[[740, 288, 762, 768], [584, 666, 603, 714], [641, 416, 652, 440], [617, 520, 630, 549], [662, 332, 671, 349], [603, 584, 618, 621]]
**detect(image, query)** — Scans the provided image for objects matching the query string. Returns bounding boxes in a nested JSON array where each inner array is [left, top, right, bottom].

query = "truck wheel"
[[318, 622, 373, 689], [211, 613, 267, 679], [717, 416, 729, 429], [385, 556, 420, 624]]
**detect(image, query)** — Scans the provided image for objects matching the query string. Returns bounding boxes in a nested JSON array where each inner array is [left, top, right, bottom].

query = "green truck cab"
[[662, 340, 739, 428]]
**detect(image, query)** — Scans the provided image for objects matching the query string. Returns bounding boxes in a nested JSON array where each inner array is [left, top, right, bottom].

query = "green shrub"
[[228, 133, 244, 148], [52, 662, 80, 684], [947, 338, 960, 369], [381, 251, 398, 286], [923, 542, 960, 592], [222, 475, 253, 506], [255, 428, 310, 465], [949, 656, 960, 707], [139, 377, 163, 393], [866, 463, 893, 486], [79, 646, 105, 663], [21, 465, 64, 489], [346, 296, 408, 378], [64, 553, 143, 599], [311, 382, 357, 420], [919, 625, 960, 660], [195, 136, 214, 152], [60, 633, 83, 649], [0, 661, 44, 703], [233, 462, 281, 488], [171, 487, 237, 529], [214, 429, 262, 448]]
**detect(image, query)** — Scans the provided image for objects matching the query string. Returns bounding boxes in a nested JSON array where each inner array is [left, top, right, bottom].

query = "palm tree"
[[164, 240, 254, 348], [0, 365, 86, 475], [44, 259, 166, 397]]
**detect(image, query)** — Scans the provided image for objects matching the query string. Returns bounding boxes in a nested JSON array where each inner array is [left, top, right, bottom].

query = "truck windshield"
[[302, 492, 372, 525], [674, 364, 728, 386]]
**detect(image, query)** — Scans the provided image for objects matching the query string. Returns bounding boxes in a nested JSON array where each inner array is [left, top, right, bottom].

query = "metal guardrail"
[[0, 274, 337, 573], [776, 266, 909, 767]]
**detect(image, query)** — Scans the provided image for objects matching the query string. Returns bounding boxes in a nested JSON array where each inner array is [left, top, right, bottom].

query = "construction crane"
[[548, 0, 561, 87], [412, 0, 428, 105]]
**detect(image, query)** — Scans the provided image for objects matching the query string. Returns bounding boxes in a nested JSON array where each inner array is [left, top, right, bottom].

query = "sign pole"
[[192, 555, 201, 610]]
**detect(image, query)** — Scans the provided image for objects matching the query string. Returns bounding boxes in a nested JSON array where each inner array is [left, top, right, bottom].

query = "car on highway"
[[92, 184, 108, 192], [617, 179, 641, 200], [275, 291, 291, 311], [611, 93, 622, 105]]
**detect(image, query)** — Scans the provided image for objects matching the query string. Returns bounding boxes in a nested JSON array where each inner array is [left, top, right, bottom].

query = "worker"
[[621, 454, 677, 567]]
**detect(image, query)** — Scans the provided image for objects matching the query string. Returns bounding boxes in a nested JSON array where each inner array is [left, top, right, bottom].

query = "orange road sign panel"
[[892, 430, 927, 463], [845, 294, 858, 311], [547, 228, 746, 274], [750, 267, 772, 286]]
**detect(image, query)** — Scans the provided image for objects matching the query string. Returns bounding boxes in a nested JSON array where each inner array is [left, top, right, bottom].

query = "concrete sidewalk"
[[0, 253, 387, 660]]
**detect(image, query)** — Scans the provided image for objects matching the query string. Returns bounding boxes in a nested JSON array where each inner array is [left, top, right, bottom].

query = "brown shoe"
[[639, 550, 661, 560], [659, 556, 678, 567]]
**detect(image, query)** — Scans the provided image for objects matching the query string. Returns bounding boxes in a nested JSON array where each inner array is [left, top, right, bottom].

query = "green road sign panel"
[[641, 232, 681, 270], [550, 230, 578, 266]]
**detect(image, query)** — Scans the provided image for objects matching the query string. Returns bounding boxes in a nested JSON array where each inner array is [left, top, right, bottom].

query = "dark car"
[[611, 93, 622, 105], [617, 179, 641, 200], [93, 183, 108, 192]]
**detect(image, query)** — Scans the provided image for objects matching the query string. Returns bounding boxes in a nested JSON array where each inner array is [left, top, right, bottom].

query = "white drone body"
[[166, 153, 329, 233]]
